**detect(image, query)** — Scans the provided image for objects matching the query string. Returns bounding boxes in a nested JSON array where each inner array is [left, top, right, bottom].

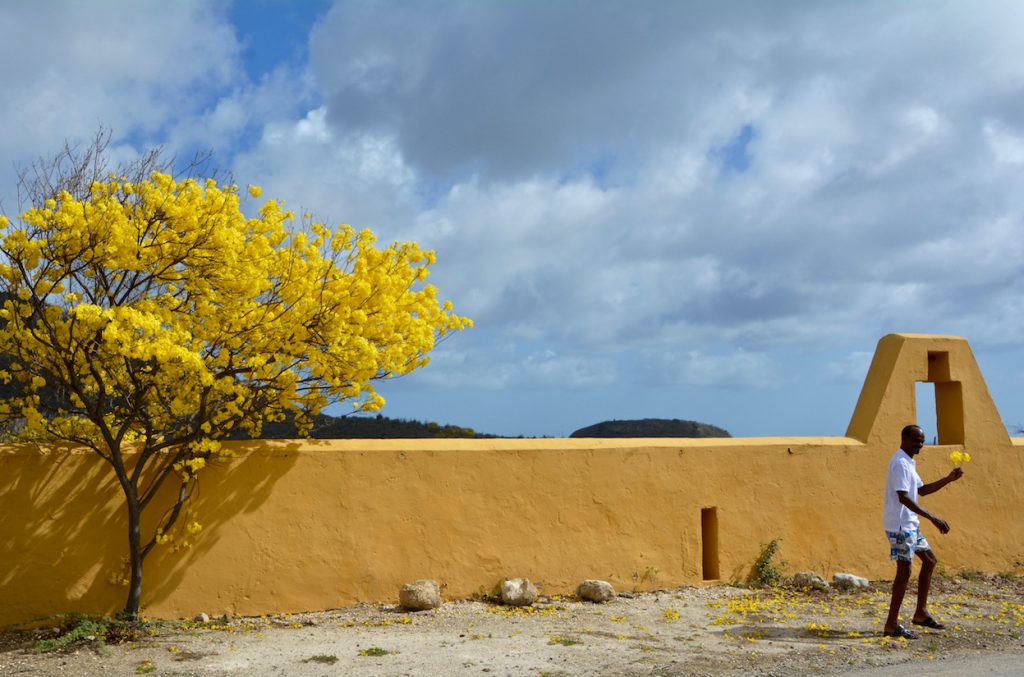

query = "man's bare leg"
[[913, 549, 937, 622], [884, 560, 912, 633]]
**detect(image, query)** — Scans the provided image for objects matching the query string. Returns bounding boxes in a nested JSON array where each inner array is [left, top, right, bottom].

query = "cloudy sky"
[[2, 0, 1023, 438]]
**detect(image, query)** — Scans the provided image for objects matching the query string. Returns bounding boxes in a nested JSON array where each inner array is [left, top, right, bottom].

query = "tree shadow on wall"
[[0, 441, 300, 626], [141, 440, 301, 615], [0, 446, 126, 625]]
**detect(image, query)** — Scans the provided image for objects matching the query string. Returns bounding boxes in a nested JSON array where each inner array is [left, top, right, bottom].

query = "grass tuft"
[[358, 646, 391, 656], [303, 654, 339, 664]]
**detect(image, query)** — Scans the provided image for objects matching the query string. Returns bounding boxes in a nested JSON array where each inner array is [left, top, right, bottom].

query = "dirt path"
[[2, 574, 1022, 676]]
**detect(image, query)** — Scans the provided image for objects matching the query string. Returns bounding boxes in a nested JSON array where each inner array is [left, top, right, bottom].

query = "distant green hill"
[[569, 418, 730, 438], [237, 412, 494, 440]]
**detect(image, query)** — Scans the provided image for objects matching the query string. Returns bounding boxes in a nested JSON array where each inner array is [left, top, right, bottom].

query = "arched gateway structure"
[[1, 334, 1021, 624]]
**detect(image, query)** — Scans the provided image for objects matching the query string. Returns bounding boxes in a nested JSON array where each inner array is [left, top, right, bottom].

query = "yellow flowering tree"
[[0, 141, 470, 617]]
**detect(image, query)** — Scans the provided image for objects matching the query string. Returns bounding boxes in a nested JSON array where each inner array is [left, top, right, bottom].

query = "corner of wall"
[[845, 334, 909, 444]]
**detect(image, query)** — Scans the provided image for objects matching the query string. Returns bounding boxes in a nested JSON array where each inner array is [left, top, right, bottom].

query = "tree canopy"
[[0, 139, 471, 615]]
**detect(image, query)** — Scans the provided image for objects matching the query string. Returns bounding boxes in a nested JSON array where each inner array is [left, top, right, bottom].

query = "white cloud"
[[230, 107, 422, 233], [408, 342, 617, 390], [826, 351, 874, 384], [640, 349, 783, 389], [164, 64, 317, 156], [983, 119, 1024, 165], [0, 2, 240, 158]]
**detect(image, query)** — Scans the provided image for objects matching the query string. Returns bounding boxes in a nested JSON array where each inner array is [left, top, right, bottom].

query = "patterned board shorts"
[[886, 528, 931, 562]]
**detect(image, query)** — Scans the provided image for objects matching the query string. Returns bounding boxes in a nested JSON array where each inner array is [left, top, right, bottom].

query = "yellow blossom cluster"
[[0, 174, 470, 448], [484, 604, 563, 618], [108, 556, 132, 587], [337, 617, 414, 628], [949, 450, 971, 466], [1, 177, 469, 423], [707, 580, 1024, 655]]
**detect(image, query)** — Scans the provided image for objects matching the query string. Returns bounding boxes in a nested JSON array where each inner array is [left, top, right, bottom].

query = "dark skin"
[[883, 426, 964, 635]]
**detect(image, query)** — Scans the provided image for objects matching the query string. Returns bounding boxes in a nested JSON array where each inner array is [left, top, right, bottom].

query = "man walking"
[[883, 424, 964, 639]]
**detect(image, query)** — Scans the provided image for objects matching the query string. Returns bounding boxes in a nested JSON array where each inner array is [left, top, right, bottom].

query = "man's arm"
[[920, 467, 964, 496], [896, 490, 950, 534]]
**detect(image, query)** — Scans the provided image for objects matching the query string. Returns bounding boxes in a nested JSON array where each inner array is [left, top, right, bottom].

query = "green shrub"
[[32, 614, 148, 653], [749, 538, 787, 588]]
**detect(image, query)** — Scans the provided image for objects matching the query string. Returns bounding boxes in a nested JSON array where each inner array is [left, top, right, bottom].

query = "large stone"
[[833, 573, 870, 590], [576, 579, 615, 603], [399, 579, 442, 611], [791, 571, 830, 592], [500, 578, 538, 607]]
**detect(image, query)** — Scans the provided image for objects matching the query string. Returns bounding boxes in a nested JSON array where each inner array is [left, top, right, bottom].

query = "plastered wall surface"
[[1, 334, 1022, 625]]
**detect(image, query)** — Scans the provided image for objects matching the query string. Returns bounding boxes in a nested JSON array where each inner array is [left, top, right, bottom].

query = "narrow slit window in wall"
[[922, 351, 966, 445], [915, 382, 938, 443], [701, 507, 720, 581]]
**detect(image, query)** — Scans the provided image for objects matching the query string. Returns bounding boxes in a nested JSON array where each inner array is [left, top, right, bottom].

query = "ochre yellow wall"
[[1, 333, 1022, 625]]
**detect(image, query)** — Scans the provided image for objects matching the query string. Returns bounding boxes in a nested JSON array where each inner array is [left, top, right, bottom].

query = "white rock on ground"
[[791, 571, 830, 592], [501, 578, 539, 606], [833, 572, 871, 590], [399, 579, 442, 611], [576, 579, 615, 602]]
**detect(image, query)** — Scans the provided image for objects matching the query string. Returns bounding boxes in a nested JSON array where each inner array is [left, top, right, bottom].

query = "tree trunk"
[[124, 497, 144, 618]]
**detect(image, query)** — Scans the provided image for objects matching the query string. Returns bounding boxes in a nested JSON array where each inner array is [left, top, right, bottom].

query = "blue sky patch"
[[713, 123, 756, 173]]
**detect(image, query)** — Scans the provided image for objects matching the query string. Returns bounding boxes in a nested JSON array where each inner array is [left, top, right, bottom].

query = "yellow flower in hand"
[[949, 450, 971, 466]]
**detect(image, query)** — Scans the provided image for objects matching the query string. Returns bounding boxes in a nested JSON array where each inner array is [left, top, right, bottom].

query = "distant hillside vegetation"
[[570, 418, 730, 438], [237, 413, 494, 439]]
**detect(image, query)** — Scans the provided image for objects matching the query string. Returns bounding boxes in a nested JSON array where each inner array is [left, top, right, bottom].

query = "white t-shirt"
[[884, 449, 923, 531]]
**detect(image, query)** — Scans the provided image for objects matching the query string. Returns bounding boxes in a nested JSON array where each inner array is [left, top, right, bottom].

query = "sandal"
[[883, 624, 918, 639], [912, 616, 945, 630]]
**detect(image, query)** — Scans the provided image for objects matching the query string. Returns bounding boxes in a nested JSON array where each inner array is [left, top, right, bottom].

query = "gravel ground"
[[2, 573, 1023, 676]]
